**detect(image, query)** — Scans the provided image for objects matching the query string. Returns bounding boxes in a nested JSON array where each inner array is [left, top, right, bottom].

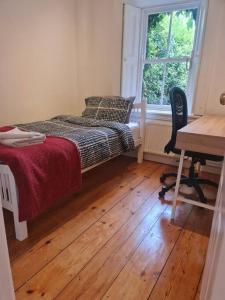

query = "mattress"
[[127, 122, 141, 146]]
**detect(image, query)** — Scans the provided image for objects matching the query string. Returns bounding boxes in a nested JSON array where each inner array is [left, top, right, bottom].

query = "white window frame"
[[137, 0, 206, 114]]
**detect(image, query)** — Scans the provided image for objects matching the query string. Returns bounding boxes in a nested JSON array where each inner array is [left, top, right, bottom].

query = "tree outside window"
[[142, 9, 197, 106]]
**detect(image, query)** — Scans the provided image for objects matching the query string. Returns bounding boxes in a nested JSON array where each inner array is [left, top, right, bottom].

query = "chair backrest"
[[164, 87, 188, 154]]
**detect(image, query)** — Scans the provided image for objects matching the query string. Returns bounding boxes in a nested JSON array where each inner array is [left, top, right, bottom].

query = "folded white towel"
[[0, 127, 46, 147], [1, 137, 46, 147], [0, 127, 44, 140]]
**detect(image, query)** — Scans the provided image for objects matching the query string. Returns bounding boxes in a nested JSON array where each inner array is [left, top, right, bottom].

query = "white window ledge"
[[146, 109, 200, 123]]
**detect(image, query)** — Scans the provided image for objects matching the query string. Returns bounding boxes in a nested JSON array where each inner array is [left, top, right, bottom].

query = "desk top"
[[176, 115, 225, 156]]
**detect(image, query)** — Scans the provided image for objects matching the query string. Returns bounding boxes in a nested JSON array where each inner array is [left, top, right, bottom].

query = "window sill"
[[146, 109, 199, 123]]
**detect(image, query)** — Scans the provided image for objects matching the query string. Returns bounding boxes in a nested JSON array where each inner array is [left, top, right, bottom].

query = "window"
[[122, 1, 207, 114], [138, 3, 203, 111]]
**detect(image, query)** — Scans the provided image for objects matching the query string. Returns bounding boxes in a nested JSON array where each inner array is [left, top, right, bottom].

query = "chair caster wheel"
[[160, 174, 166, 184], [159, 189, 166, 198], [201, 198, 207, 204]]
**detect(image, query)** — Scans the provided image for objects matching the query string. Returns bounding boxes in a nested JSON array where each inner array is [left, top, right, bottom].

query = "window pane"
[[170, 9, 197, 57], [146, 13, 171, 59], [163, 62, 189, 105], [142, 64, 164, 105]]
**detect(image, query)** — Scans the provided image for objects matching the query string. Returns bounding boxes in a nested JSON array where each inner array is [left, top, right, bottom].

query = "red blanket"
[[0, 127, 81, 221]]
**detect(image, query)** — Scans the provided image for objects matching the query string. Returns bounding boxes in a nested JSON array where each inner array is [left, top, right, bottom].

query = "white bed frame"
[[0, 102, 146, 241]]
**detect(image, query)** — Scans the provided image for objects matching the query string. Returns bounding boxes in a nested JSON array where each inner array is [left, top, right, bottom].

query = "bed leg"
[[11, 195, 28, 241], [13, 218, 28, 241], [8, 172, 28, 241], [137, 144, 144, 164]]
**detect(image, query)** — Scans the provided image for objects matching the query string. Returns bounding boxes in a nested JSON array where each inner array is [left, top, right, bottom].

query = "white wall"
[[75, 0, 124, 113], [194, 0, 225, 115], [0, 0, 78, 125]]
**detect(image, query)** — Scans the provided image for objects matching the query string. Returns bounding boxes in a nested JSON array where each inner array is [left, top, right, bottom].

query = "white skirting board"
[[126, 150, 222, 175], [144, 152, 222, 175]]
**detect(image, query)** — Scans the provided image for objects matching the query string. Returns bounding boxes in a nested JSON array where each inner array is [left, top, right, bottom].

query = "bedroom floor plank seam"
[[4, 157, 214, 300]]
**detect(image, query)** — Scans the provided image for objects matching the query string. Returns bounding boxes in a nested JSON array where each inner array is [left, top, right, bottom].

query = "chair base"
[[159, 173, 218, 203]]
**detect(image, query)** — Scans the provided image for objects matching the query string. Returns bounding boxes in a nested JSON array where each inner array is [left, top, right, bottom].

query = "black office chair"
[[159, 87, 223, 203]]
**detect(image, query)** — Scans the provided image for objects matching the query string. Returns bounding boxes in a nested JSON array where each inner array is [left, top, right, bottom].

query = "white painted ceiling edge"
[[124, 0, 202, 8]]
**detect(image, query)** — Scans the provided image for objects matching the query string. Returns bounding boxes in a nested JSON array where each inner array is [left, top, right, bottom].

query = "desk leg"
[[171, 149, 185, 220]]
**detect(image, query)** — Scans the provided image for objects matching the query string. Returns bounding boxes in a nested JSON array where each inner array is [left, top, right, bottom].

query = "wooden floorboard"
[[15, 165, 167, 299], [12, 161, 163, 291], [4, 157, 213, 300], [56, 188, 171, 300], [148, 207, 211, 300], [102, 202, 192, 299]]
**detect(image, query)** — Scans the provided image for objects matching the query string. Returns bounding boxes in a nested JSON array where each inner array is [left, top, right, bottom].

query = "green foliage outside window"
[[143, 9, 197, 105]]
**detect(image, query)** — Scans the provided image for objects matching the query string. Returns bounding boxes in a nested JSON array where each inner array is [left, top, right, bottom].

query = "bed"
[[0, 101, 146, 241]]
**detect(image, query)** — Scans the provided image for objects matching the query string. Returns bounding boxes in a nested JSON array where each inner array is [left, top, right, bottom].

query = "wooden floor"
[[4, 157, 216, 300]]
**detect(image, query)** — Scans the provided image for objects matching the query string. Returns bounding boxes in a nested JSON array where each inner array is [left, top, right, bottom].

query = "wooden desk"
[[176, 115, 225, 156], [172, 115, 225, 219]]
